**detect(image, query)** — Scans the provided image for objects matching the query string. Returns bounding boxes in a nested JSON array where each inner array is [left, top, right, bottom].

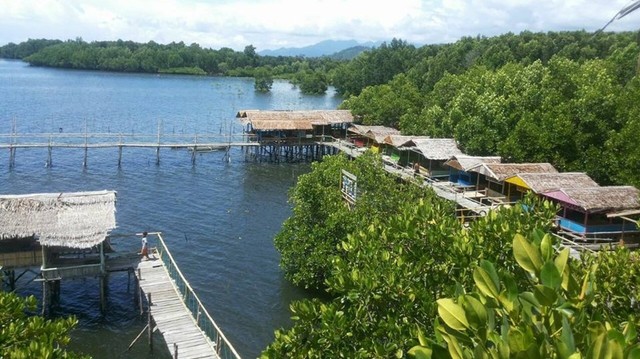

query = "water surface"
[[0, 59, 342, 358]]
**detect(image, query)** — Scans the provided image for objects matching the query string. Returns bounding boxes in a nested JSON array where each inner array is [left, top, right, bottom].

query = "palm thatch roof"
[[541, 186, 640, 214], [237, 110, 354, 131], [444, 155, 502, 171], [402, 138, 463, 160], [348, 124, 401, 143], [0, 190, 117, 249], [384, 135, 431, 147], [505, 172, 599, 194], [468, 162, 558, 182]]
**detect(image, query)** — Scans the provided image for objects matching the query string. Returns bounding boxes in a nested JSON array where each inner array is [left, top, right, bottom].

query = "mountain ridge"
[[257, 39, 382, 57]]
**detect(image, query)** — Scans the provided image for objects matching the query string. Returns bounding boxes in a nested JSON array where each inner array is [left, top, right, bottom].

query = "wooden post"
[[118, 141, 123, 168], [156, 121, 161, 166], [41, 281, 48, 316], [9, 119, 16, 169], [99, 275, 106, 313], [46, 136, 52, 167], [9, 146, 15, 169], [138, 268, 143, 315], [83, 122, 88, 168], [147, 293, 153, 352]]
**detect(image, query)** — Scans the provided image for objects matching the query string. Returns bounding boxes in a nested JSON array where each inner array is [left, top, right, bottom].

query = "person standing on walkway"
[[141, 231, 150, 260]]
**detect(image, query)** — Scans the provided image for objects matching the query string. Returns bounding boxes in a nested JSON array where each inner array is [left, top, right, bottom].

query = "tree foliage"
[[265, 157, 559, 357], [274, 152, 434, 290], [409, 233, 640, 359], [0, 291, 87, 359]]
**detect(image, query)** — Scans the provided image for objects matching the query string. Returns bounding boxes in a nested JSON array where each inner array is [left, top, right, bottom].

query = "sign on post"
[[341, 170, 357, 206]]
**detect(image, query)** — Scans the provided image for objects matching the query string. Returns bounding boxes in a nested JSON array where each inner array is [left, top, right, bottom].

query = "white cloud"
[[0, 0, 638, 51]]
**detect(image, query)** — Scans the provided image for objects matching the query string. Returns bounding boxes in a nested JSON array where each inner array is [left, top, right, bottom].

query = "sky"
[[1, 0, 639, 52]]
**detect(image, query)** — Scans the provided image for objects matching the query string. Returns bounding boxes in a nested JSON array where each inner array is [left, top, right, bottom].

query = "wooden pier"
[[324, 140, 495, 216], [0, 132, 340, 166], [135, 233, 241, 359]]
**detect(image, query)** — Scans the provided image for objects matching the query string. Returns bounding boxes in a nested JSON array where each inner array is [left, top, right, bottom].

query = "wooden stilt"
[[46, 138, 52, 167], [99, 275, 106, 313], [138, 268, 143, 315], [118, 145, 123, 168], [147, 293, 153, 352], [42, 281, 49, 316], [156, 121, 162, 166]]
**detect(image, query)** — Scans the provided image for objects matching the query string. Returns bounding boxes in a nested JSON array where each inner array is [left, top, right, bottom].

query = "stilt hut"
[[467, 163, 558, 200], [237, 110, 354, 143], [444, 155, 502, 188], [503, 172, 598, 202], [540, 186, 640, 242], [0, 190, 117, 312], [382, 135, 429, 167], [398, 138, 463, 179], [346, 125, 400, 154]]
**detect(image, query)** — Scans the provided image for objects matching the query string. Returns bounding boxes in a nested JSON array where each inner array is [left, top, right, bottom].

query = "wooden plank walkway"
[[137, 257, 220, 359], [324, 141, 493, 215], [0, 142, 257, 149]]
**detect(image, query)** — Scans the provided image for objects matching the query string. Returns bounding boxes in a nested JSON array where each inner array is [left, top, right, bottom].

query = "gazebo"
[[0, 190, 117, 313]]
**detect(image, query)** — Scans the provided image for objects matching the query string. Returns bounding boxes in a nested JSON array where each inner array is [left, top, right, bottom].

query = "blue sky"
[[1, 0, 639, 51]]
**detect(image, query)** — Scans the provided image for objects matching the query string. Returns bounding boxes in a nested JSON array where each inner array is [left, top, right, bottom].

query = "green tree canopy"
[[0, 291, 87, 358]]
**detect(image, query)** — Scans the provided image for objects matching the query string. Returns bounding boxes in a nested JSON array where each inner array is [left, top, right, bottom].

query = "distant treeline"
[[3, 31, 640, 186], [0, 38, 342, 94]]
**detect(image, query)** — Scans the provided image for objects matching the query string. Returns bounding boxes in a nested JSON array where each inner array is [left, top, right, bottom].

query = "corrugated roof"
[[469, 162, 558, 181], [506, 172, 599, 193], [444, 155, 502, 171], [237, 110, 354, 131], [542, 186, 640, 213], [404, 138, 463, 160], [0, 190, 117, 249]]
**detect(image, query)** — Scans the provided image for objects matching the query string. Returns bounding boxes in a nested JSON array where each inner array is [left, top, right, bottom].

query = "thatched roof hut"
[[348, 124, 401, 144], [237, 110, 354, 131], [541, 186, 640, 214], [402, 138, 463, 160], [384, 135, 431, 148], [444, 155, 502, 172], [504, 172, 598, 194], [0, 190, 117, 249], [468, 163, 558, 182]]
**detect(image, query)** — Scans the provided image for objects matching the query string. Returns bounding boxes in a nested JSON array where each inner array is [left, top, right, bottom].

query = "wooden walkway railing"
[[137, 232, 241, 359]]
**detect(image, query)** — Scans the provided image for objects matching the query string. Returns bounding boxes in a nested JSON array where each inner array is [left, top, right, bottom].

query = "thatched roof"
[[505, 172, 598, 194], [468, 162, 558, 182], [541, 186, 640, 213], [237, 110, 354, 131], [384, 135, 432, 147], [444, 155, 502, 171], [348, 124, 401, 143], [0, 190, 117, 249], [402, 138, 463, 160]]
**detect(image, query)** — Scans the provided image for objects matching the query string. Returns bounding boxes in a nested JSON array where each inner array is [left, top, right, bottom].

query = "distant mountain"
[[329, 46, 372, 60], [258, 39, 382, 58]]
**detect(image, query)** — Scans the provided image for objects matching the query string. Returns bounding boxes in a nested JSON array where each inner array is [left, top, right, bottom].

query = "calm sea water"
[[0, 59, 343, 358]]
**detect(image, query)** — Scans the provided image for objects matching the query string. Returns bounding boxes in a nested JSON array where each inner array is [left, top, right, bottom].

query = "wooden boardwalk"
[[324, 140, 493, 215], [137, 257, 219, 359], [132, 233, 240, 359]]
